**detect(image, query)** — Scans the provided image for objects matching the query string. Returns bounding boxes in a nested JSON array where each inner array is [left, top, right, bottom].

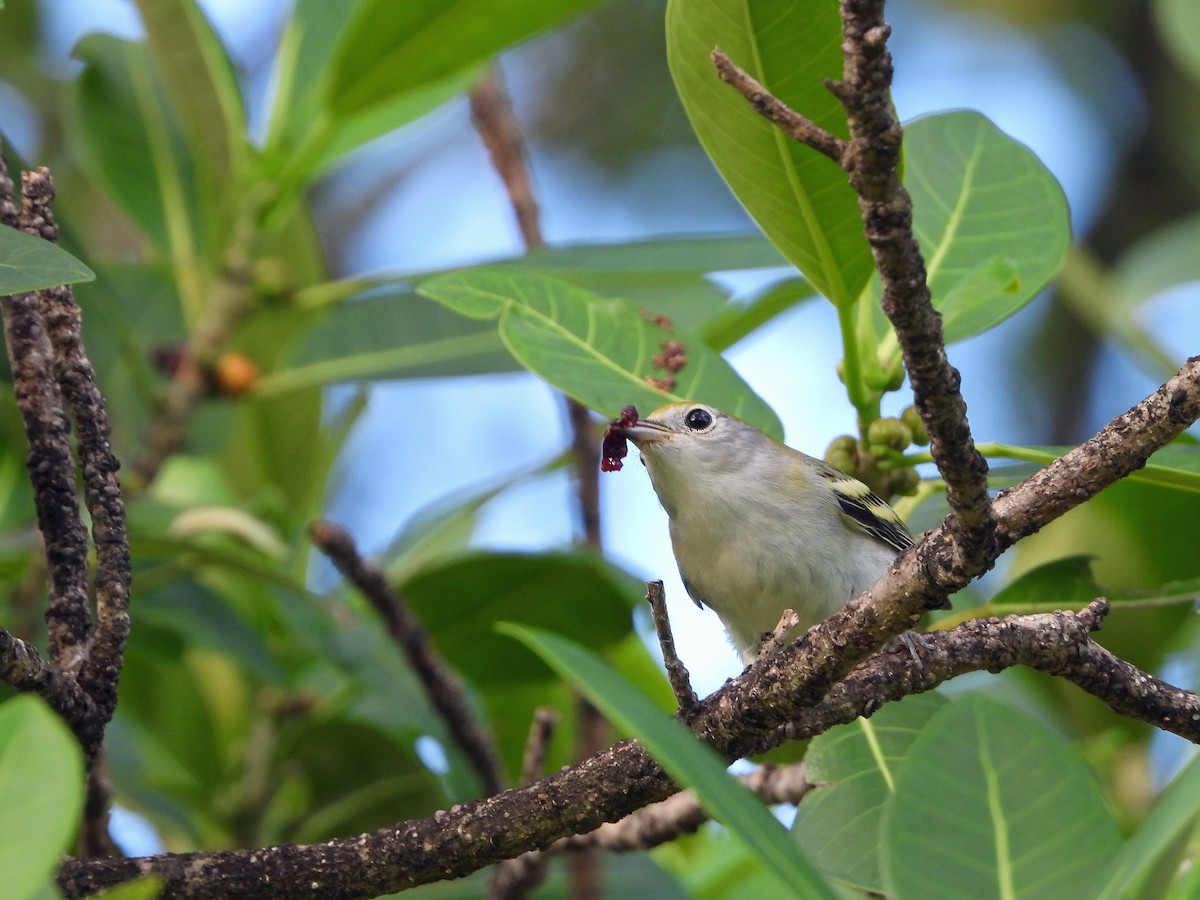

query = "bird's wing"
[[818, 466, 914, 554]]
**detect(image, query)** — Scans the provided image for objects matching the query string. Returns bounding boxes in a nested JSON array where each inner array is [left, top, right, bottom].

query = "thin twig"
[[646, 581, 699, 714], [763, 608, 800, 657], [519, 707, 559, 787], [130, 220, 256, 490], [711, 48, 847, 163], [470, 69, 544, 250], [310, 520, 507, 797]]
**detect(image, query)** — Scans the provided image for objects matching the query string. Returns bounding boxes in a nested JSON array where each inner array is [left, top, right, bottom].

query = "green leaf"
[[0, 696, 85, 900], [793, 693, 947, 893], [417, 269, 783, 438], [264, 0, 481, 179], [254, 290, 517, 397], [699, 276, 814, 351], [272, 235, 802, 394], [666, 0, 872, 307], [989, 556, 1101, 611], [501, 623, 836, 899], [979, 443, 1200, 495], [71, 263, 184, 451], [1112, 212, 1200, 318], [84, 877, 166, 900], [513, 234, 801, 340], [381, 462, 558, 584], [1156, 0, 1200, 86], [266, 0, 596, 182], [328, 0, 596, 118], [401, 552, 640, 685], [901, 111, 1070, 346], [1095, 754, 1200, 900], [68, 34, 207, 285], [132, 0, 247, 187], [0, 225, 95, 293], [881, 694, 1121, 900]]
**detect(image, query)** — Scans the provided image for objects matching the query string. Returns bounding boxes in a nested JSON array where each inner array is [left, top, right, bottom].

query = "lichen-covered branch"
[[1, 152, 132, 856], [17, 168, 131, 727], [714, 4, 996, 573], [0, 159, 92, 671], [56, 345, 1200, 893], [60, 585, 1200, 898]]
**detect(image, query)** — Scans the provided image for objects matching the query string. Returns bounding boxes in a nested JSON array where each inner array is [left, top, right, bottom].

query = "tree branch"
[[0, 628, 99, 737], [62, 584, 1200, 898], [0, 155, 91, 672], [701, 355, 1200, 756], [310, 520, 507, 797], [711, 48, 847, 163], [714, 4, 996, 573], [16, 168, 132, 729], [486, 708, 560, 900]]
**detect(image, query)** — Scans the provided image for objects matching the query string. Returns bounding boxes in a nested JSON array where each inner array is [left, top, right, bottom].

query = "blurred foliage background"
[[2, 0, 1200, 896]]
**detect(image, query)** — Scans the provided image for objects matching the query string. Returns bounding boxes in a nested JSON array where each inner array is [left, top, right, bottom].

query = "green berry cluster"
[[825, 405, 929, 498]]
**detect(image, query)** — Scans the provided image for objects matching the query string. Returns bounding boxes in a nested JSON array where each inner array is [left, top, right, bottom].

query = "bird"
[[608, 402, 913, 663]]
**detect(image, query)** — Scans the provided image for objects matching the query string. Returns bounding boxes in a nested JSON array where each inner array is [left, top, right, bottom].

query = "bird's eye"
[[683, 407, 713, 431]]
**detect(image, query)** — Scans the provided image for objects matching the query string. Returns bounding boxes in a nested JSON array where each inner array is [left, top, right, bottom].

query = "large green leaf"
[[1095, 754, 1200, 900], [132, 0, 247, 189], [265, 0, 596, 181], [895, 111, 1069, 347], [502, 624, 836, 899], [881, 694, 1121, 899], [69, 33, 208, 319], [0, 224, 94, 293], [265, 235, 805, 396], [513, 234, 800, 340], [329, 0, 596, 117], [253, 290, 517, 397], [263, 0, 476, 179], [270, 717, 446, 844], [793, 693, 947, 893], [417, 269, 783, 438], [0, 696, 84, 900], [400, 551, 640, 685], [666, 0, 872, 307]]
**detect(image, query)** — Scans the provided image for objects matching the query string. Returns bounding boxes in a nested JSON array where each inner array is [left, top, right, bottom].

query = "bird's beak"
[[616, 419, 671, 446]]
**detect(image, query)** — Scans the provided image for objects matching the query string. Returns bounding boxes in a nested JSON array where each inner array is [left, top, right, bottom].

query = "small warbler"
[[609, 402, 913, 662]]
